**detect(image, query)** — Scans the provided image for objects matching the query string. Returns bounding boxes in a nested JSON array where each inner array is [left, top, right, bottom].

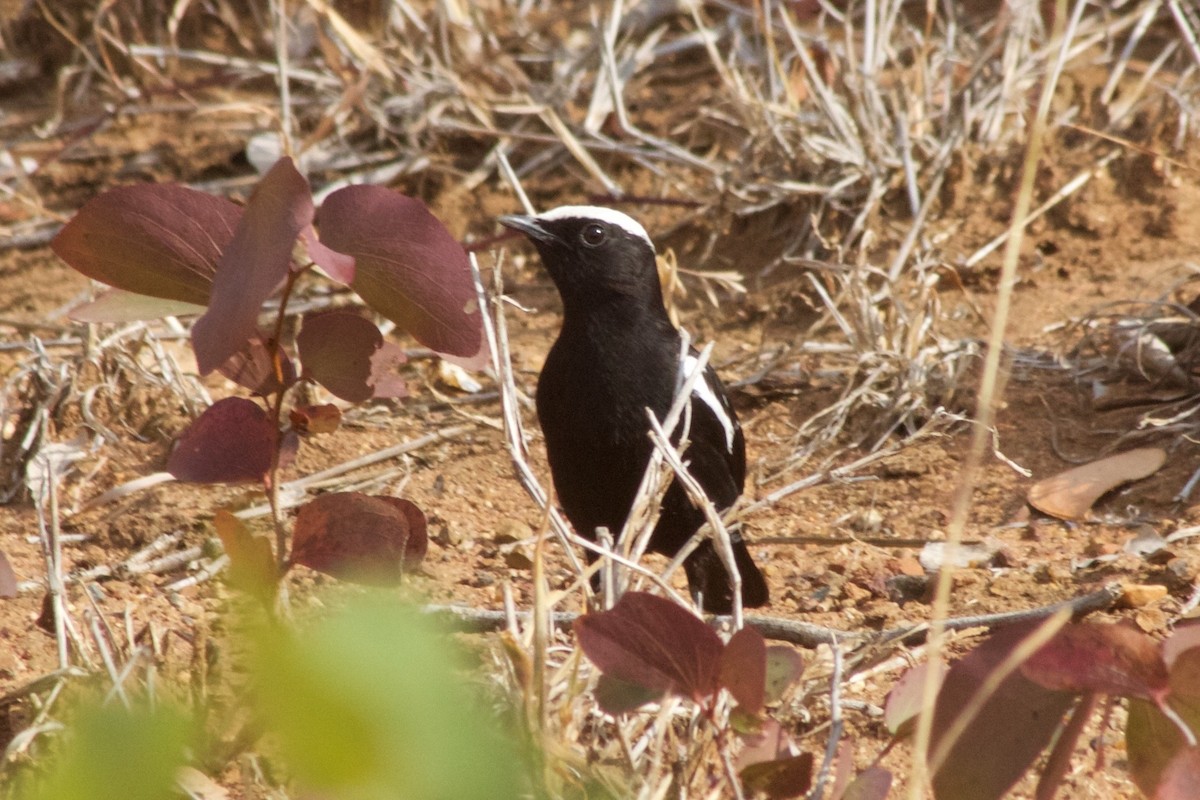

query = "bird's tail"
[[683, 536, 769, 614]]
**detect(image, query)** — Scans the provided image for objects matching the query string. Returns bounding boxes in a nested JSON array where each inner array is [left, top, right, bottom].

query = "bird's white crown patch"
[[537, 205, 653, 247]]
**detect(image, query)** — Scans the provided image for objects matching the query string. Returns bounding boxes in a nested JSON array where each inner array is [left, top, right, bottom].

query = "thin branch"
[[419, 581, 1123, 647]]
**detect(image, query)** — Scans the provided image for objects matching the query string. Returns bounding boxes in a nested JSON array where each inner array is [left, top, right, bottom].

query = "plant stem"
[[265, 268, 303, 571]]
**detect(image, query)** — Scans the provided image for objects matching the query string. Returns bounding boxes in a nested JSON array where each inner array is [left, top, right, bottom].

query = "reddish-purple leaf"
[[384, 495, 428, 566], [739, 752, 814, 800], [290, 492, 427, 585], [1129, 648, 1200, 795], [1035, 692, 1098, 800], [315, 185, 484, 360], [214, 509, 277, 604], [574, 591, 724, 701], [296, 311, 407, 402], [1170, 646, 1200, 702], [69, 289, 207, 323], [52, 184, 241, 305], [300, 225, 355, 283], [720, 626, 767, 714], [839, 767, 892, 800], [594, 673, 666, 714], [36, 592, 53, 633], [1021, 622, 1169, 700], [1163, 622, 1200, 668], [0, 551, 17, 598], [192, 157, 312, 375], [764, 645, 805, 705], [931, 624, 1078, 800], [828, 739, 855, 800], [289, 403, 342, 435], [218, 336, 296, 396], [166, 397, 279, 484], [1155, 747, 1200, 800], [439, 327, 490, 372], [885, 661, 946, 738], [737, 718, 794, 772]]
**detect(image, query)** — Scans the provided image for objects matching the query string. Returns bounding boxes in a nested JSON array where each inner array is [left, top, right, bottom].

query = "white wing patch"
[[537, 205, 652, 247], [682, 353, 736, 452]]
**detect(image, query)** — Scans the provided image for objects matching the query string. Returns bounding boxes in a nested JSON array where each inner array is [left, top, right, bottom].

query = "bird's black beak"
[[499, 214, 557, 244]]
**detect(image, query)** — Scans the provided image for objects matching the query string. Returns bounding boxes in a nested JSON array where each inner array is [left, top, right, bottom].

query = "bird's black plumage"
[[500, 205, 768, 613]]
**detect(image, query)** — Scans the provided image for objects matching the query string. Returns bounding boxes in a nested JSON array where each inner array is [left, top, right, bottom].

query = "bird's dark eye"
[[580, 223, 606, 247]]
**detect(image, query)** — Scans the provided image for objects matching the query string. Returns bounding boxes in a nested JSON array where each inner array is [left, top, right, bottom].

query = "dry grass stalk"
[[910, 1, 1086, 793]]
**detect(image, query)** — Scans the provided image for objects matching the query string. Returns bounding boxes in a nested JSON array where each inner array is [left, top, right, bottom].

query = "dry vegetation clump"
[[2, 0, 1200, 798], [1046, 270, 1200, 471]]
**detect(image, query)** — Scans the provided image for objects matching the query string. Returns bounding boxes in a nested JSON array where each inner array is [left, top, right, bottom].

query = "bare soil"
[[2, 17, 1200, 799]]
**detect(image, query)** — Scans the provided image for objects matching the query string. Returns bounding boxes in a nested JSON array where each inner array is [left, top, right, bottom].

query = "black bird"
[[500, 205, 769, 613]]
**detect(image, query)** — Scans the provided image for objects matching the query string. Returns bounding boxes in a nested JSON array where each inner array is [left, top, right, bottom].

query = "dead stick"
[[420, 582, 1123, 647]]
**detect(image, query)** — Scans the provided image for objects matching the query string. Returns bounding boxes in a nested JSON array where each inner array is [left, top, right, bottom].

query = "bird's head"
[[500, 206, 664, 314]]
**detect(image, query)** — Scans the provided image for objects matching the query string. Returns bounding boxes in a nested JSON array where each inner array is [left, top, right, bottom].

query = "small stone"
[[494, 520, 533, 545], [849, 508, 884, 533], [1117, 584, 1168, 608], [503, 546, 534, 570], [840, 607, 865, 627], [842, 582, 871, 603], [919, 539, 999, 571], [886, 556, 925, 577], [885, 574, 929, 605], [201, 537, 224, 559], [1085, 540, 1121, 558], [1164, 556, 1199, 590], [1043, 563, 1072, 584], [990, 546, 1017, 568], [1124, 525, 1166, 557], [436, 523, 463, 547]]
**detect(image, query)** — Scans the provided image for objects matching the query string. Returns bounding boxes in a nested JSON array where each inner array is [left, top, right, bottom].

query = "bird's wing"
[[679, 351, 746, 497]]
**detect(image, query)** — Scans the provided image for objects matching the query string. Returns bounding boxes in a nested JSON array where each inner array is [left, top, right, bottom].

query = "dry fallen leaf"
[[0, 551, 17, 598], [1028, 448, 1167, 521]]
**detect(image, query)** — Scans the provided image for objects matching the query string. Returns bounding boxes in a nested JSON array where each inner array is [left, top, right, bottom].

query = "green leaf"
[[251, 594, 524, 799], [764, 645, 804, 705], [22, 704, 189, 800], [740, 752, 814, 799]]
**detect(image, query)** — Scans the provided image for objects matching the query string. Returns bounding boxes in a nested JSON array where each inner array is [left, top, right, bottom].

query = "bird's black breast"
[[536, 315, 744, 543]]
